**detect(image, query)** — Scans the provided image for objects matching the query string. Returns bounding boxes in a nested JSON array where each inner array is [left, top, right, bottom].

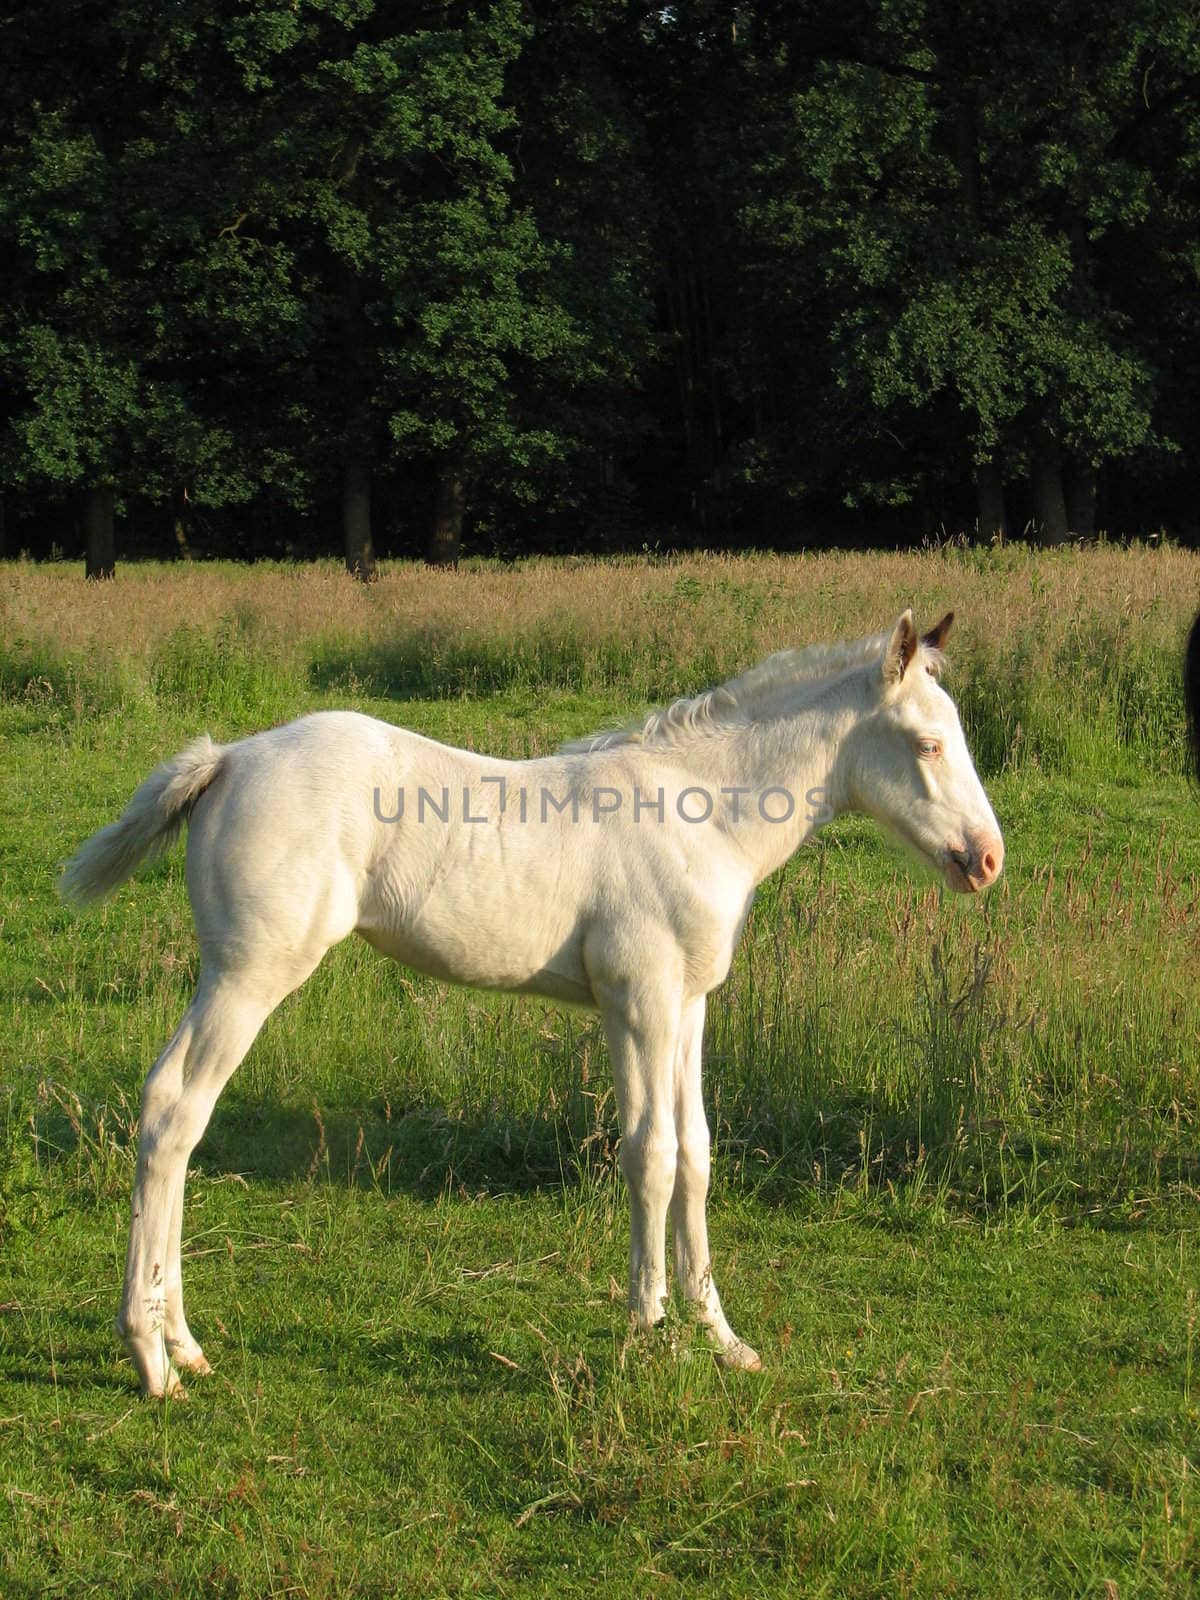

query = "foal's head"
[[847, 611, 1003, 894]]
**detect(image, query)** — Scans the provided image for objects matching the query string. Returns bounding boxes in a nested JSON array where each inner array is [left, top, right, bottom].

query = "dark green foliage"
[[1, 1, 1199, 561]]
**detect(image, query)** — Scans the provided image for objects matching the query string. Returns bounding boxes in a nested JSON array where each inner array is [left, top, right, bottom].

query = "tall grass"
[[2, 544, 1195, 773], [4, 546, 1199, 1218], [15, 808, 1200, 1222]]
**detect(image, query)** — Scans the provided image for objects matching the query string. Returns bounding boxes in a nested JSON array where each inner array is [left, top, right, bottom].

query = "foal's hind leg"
[[162, 1159, 209, 1375], [670, 996, 761, 1370], [119, 968, 304, 1396]]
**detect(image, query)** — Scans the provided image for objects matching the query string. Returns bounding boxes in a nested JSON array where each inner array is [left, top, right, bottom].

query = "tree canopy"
[[2, 0, 1198, 570]]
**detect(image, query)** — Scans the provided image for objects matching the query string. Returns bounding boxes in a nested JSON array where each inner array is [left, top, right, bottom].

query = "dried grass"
[[2, 544, 1193, 653], [2, 544, 1195, 770]]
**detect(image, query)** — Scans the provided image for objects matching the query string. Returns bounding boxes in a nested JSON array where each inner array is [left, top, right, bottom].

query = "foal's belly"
[[355, 920, 595, 1006]]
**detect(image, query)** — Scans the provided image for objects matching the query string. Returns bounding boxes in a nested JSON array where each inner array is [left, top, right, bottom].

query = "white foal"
[[62, 609, 1003, 1397]]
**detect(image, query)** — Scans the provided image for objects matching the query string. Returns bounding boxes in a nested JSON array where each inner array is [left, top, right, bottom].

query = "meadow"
[[1, 546, 1198, 1597]]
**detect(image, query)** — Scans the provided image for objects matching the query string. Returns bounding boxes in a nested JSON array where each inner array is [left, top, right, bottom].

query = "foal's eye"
[[916, 738, 941, 759]]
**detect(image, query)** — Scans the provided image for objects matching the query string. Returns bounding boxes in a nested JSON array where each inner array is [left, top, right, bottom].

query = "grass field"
[[2, 548, 1199, 1597]]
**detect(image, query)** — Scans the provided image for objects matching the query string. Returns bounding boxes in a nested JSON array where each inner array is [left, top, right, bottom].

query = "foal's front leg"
[[670, 996, 761, 1370], [595, 977, 680, 1333]]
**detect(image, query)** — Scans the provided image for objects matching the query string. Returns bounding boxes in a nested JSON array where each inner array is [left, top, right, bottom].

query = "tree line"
[[2, 1, 1198, 575]]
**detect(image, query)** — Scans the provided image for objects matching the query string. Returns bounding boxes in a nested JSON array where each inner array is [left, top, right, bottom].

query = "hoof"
[[121, 1325, 191, 1399], [143, 1367, 189, 1402], [167, 1340, 212, 1377], [717, 1339, 763, 1372]]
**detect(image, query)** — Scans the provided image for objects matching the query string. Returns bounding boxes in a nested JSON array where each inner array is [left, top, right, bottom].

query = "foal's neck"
[[679, 675, 862, 885]]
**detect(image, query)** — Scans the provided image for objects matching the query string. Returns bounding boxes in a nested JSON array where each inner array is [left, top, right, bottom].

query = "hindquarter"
[[184, 726, 380, 976]]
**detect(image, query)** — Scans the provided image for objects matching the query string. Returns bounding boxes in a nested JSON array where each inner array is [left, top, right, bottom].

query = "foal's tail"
[[59, 736, 227, 907], [1186, 611, 1200, 784]]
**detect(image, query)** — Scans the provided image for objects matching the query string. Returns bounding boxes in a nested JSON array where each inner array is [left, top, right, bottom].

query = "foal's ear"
[[922, 611, 954, 652], [882, 610, 919, 686]]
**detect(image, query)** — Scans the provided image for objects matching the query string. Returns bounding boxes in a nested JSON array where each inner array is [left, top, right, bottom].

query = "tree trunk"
[[1066, 460, 1098, 539], [84, 485, 116, 579], [975, 460, 1007, 542], [428, 467, 466, 566], [954, 84, 1008, 550], [343, 457, 376, 580], [336, 252, 376, 581], [1030, 439, 1069, 545], [172, 485, 193, 559]]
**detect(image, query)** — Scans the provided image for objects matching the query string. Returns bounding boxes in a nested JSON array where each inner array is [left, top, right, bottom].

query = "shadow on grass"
[[193, 1090, 1200, 1228], [20, 1075, 1200, 1227], [0, 1303, 141, 1399], [306, 634, 598, 702], [193, 1094, 616, 1199]]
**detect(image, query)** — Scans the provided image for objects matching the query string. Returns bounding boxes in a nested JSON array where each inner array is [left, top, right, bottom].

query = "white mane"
[[563, 629, 916, 753]]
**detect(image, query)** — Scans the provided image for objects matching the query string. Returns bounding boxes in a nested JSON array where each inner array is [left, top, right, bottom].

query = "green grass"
[[2, 555, 1199, 1595]]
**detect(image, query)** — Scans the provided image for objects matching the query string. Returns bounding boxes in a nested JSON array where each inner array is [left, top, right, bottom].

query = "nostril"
[[974, 836, 1005, 883]]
